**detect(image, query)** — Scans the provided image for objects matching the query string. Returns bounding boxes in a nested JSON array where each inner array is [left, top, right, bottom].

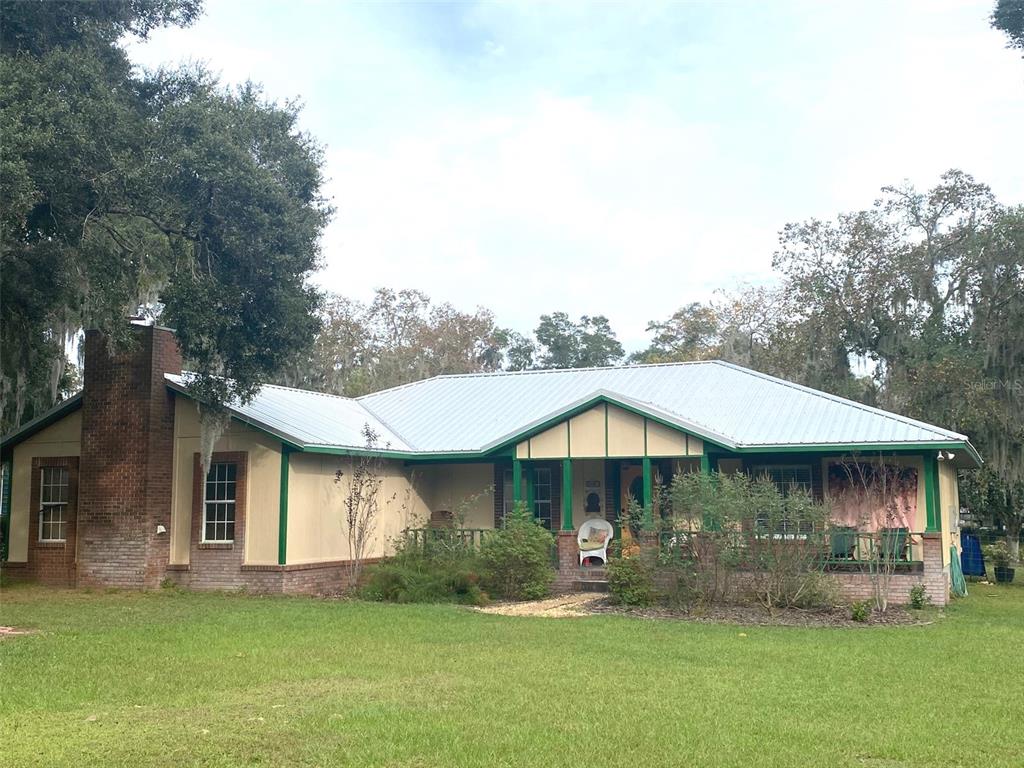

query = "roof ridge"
[[170, 372, 363, 405], [712, 361, 967, 442], [357, 360, 717, 399]]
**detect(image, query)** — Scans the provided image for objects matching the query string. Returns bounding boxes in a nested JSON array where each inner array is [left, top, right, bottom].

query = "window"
[[752, 465, 813, 497], [534, 468, 552, 529], [203, 462, 237, 542], [39, 466, 69, 542], [503, 469, 514, 518], [751, 465, 815, 536]]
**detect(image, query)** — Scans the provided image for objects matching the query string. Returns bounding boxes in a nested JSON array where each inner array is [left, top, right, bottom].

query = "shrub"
[[850, 600, 871, 622], [360, 549, 487, 605], [479, 503, 555, 600], [984, 541, 1012, 569], [908, 584, 930, 610], [607, 552, 656, 606]]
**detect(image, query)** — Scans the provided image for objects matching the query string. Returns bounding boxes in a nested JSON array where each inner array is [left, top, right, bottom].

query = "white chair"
[[577, 517, 614, 566]]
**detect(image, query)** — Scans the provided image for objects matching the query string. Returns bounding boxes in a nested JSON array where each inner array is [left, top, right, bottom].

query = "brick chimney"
[[76, 324, 182, 588]]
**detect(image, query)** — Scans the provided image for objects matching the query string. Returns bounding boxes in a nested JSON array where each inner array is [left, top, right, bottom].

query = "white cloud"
[[128, 0, 1024, 350]]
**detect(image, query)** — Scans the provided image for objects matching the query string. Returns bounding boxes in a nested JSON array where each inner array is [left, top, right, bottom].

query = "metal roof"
[[156, 361, 976, 461]]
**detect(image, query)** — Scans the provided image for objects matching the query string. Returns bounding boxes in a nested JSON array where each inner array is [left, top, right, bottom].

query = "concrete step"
[[577, 566, 607, 579], [573, 579, 609, 593]]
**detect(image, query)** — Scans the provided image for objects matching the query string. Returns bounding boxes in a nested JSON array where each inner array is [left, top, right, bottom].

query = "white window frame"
[[203, 462, 237, 543], [38, 466, 69, 543]]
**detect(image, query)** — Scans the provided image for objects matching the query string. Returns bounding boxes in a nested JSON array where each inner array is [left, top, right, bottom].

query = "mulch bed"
[[584, 597, 933, 627]]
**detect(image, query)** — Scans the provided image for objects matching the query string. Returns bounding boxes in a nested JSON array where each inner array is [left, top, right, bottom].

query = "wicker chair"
[[577, 518, 614, 566]]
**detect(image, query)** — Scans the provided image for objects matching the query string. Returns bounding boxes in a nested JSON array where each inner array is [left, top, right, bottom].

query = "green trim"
[[278, 446, 292, 565], [700, 454, 711, 475], [486, 393, 735, 455], [923, 452, 939, 533], [642, 456, 653, 526], [561, 459, 573, 531], [512, 459, 522, 504], [734, 441, 980, 465]]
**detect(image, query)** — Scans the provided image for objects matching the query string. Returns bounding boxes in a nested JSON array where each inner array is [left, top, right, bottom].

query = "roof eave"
[[0, 393, 84, 455]]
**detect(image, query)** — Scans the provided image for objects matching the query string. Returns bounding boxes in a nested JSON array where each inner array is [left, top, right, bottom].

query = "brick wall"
[[22, 457, 80, 586], [185, 451, 250, 591], [75, 325, 182, 589], [831, 532, 948, 606]]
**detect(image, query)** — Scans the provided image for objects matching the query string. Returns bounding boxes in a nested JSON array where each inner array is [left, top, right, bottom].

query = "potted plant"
[[984, 541, 1015, 584]]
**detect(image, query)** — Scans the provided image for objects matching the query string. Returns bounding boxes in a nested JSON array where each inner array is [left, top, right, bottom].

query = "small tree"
[[834, 455, 917, 613], [335, 425, 393, 589], [743, 475, 833, 613]]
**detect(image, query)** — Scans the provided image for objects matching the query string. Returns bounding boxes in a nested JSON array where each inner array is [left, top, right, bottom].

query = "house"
[[0, 324, 978, 603]]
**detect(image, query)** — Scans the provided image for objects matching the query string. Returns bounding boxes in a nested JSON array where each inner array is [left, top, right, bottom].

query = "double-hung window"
[[39, 466, 69, 542], [533, 468, 552, 529], [203, 462, 237, 542]]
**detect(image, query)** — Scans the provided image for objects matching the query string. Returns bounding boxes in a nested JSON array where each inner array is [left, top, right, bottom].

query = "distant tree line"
[[281, 171, 1023, 553]]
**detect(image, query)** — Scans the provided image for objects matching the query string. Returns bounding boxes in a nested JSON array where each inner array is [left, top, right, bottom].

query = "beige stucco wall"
[[568, 407, 605, 458], [170, 397, 281, 565], [7, 411, 82, 563], [530, 422, 568, 459], [646, 420, 688, 457], [417, 463, 495, 528], [286, 453, 432, 564], [516, 404, 704, 460], [606, 406, 645, 457]]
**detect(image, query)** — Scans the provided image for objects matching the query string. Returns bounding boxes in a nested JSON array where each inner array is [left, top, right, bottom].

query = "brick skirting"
[[553, 530, 950, 606]]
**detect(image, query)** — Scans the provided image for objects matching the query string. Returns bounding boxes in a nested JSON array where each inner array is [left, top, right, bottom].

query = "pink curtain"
[[827, 463, 917, 531]]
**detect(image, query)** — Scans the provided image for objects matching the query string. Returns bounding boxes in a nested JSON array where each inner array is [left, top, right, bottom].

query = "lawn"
[[1, 583, 1022, 767]]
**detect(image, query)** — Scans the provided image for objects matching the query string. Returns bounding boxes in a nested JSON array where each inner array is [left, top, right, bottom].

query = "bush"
[[360, 552, 487, 606], [908, 584, 930, 609], [360, 535, 487, 605], [479, 503, 555, 600], [850, 600, 871, 622], [607, 552, 656, 606]]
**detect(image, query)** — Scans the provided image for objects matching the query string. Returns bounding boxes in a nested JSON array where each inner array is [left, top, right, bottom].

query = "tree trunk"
[[1006, 518, 1021, 564]]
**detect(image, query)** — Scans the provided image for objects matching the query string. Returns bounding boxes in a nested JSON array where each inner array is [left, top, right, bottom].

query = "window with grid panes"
[[751, 464, 815, 534], [203, 463, 237, 542], [533, 468, 552, 529], [38, 466, 69, 542]]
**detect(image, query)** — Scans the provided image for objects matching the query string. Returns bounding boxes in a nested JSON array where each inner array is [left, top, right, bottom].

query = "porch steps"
[[573, 578, 609, 593], [572, 566, 609, 593]]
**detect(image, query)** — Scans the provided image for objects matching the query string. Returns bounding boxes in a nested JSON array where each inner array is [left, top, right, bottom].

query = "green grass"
[[1, 582, 1022, 767]]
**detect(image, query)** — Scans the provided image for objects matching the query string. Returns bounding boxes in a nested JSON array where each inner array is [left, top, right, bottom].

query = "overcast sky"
[[128, 0, 1024, 351]]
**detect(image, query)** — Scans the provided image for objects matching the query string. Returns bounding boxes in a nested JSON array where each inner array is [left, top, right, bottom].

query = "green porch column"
[[642, 456, 654, 527], [278, 446, 292, 565], [923, 452, 939, 532], [700, 453, 711, 475], [561, 458, 573, 531], [512, 459, 523, 506]]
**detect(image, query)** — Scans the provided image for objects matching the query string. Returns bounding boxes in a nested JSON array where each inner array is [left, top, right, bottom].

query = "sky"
[[127, 0, 1024, 352]]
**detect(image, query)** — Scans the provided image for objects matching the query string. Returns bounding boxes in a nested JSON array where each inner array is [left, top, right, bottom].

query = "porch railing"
[[404, 527, 491, 551], [657, 528, 925, 568]]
